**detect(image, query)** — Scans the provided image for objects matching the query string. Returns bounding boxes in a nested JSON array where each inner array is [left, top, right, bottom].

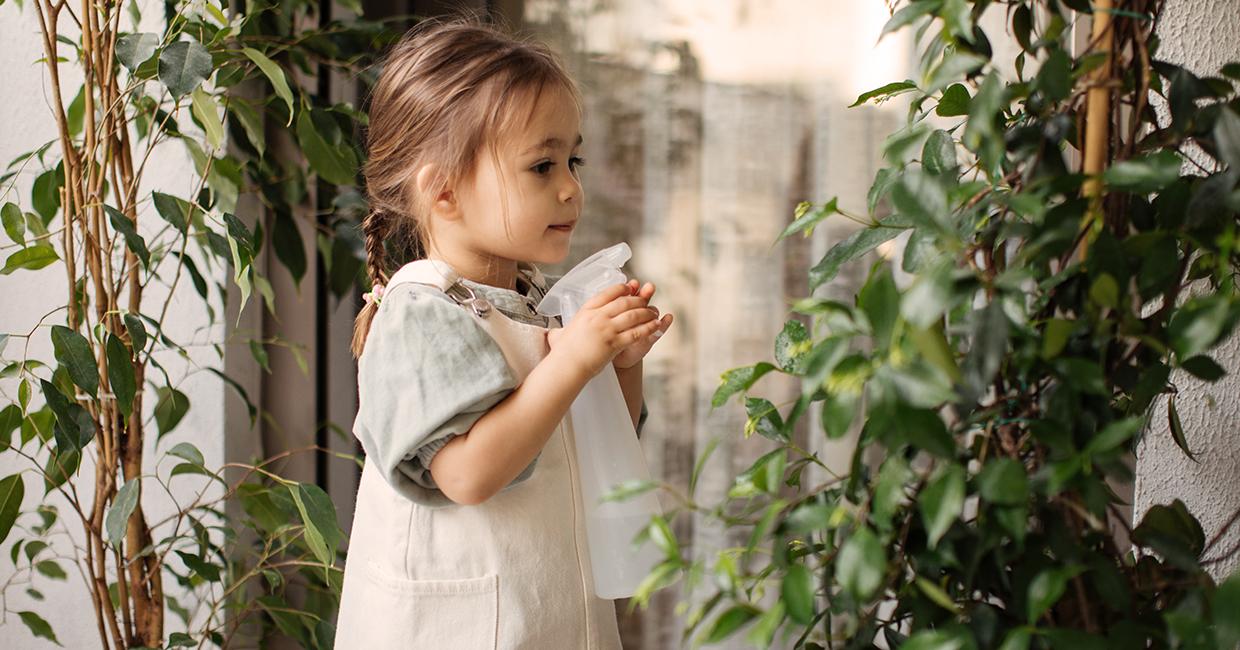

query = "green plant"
[[627, 0, 1240, 647], [0, 0, 397, 647]]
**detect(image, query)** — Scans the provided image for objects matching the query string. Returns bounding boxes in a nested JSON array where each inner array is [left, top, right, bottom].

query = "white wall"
[[1133, 0, 1240, 582], [0, 2, 225, 647]]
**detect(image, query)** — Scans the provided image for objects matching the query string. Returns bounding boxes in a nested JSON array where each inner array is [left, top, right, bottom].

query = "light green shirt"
[[353, 266, 648, 507]]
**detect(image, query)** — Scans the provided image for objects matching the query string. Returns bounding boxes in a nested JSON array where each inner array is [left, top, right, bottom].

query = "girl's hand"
[[545, 282, 663, 381], [612, 279, 672, 370]]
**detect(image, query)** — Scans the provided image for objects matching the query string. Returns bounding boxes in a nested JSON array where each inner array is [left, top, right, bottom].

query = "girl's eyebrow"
[[522, 134, 584, 155]]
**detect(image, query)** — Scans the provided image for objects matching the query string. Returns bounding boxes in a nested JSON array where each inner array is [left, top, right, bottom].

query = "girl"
[[334, 18, 674, 649]]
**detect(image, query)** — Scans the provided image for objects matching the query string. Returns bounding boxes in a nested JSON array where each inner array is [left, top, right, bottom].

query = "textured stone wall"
[[1133, 1, 1240, 581]]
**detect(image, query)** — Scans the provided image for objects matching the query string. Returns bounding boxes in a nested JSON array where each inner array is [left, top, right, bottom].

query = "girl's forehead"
[[505, 85, 581, 152]]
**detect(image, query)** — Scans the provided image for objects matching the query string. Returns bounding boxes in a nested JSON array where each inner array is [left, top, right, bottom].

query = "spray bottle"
[[537, 242, 665, 599]]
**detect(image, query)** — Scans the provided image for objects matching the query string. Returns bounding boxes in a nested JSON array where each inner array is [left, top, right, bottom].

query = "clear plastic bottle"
[[537, 242, 666, 599]]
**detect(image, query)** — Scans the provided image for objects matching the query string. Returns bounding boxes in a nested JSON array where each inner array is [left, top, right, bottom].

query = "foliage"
[[627, 0, 1240, 647], [0, 0, 397, 646]]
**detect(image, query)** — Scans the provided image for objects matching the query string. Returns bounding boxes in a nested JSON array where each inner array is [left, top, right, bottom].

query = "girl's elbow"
[[428, 438, 493, 506]]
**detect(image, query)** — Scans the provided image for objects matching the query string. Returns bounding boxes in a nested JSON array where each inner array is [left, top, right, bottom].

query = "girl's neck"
[[427, 250, 522, 292]]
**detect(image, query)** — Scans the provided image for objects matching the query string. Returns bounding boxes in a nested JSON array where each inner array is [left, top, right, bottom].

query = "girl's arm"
[[428, 346, 593, 506], [615, 360, 643, 430]]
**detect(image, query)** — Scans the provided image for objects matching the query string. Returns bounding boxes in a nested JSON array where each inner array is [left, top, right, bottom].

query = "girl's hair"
[[351, 16, 582, 358]]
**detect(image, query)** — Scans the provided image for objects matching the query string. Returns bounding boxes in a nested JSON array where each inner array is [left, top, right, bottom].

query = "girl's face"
[[454, 83, 584, 270]]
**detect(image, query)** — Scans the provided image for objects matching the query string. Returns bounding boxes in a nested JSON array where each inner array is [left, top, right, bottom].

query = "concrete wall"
[[1133, 0, 1240, 582], [0, 2, 225, 647]]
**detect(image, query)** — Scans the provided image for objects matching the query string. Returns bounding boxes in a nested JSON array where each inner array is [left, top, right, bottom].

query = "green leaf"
[[1085, 418, 1140, 456], [152, 191, 191, 233], [190, 88, 224, 149], [105, 334, 136, 418], [808, 224, 904, 291], [1133, 499, 1204, 571], [704, 605, 760, 643], [31, 166, 62, 223], [1027, 566, 1082, 622], [1041, 318, 1075, 359], [850, 80, 918, 107], [835, 525, 886, 599], [925, 52, 987, 92], [1212, 105, 1240, 171], [1168, 295, 1232, 359], [1180, 355, 1226, 382], [154, 387, 189, 438], [1, 245, 59, 274], [1168, 395, 1195, 462], [104, 205, 150, 269], [272, 210, 306, 285], [777, 198, 838, 243], [782, 564, 814, 625], [821, 390, 858, 439], [1216, 572, 1240, 649], [936, 83, 971, 116], [891, 168, 949, 231], [1035, 48, 1073, 102], [124, 313, 147, 354], [158, 40, 212, 97], [894, 406, 955, 458], [978, 458, 1028, 506], [116, 33, 158, 71], [647, 514, 678, 558], [881, 0, 940, 39], [711, 362, 777, 408], [2, 202, 25, 244], [242, 47, 296, 126], [41, 379, 91, 451], [859, 267, 900, 349], [175, 549, 221, 582], [744, 397, 787, 443], [599, 478, 658, 504], [915, 576, 961, 614], [774, 319, 810, 372], [902, 259, 953, 328], [1103, 150, 1182, 192], [168, 442, 205, 466], [290, 483, 342, 570], [50, 325, 98, 397], [872, 456, 912, 530], [296, 109, 357, 185], [18, 610, 59, 645], [923, 129, 958, 175], [920, 463, 965, 548], [0, 474, 24, 545], [66, 92, 85, 136], [902, 626, 978, 650], [105, 478, 139, 548], [43, 447, 80, 493]]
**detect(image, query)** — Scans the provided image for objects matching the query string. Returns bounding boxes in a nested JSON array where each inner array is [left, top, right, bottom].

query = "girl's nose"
[[559, 179, 581, 204]]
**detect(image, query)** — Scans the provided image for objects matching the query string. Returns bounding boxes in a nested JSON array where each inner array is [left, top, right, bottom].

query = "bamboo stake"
[[1081, 0, 1114, 231]]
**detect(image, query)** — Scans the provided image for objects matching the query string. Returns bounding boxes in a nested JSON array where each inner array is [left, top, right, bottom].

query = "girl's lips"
[[548, 223, 575, 232]]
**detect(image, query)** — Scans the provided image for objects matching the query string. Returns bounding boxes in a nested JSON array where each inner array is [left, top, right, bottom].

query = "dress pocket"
[[335, 559, 498, 649]]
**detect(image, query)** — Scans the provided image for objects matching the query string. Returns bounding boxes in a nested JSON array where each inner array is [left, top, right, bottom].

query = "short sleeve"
[[353, 285, 539, 507]]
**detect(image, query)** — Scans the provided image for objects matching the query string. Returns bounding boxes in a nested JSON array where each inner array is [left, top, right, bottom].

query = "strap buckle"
[[445, 283, 492, 318]]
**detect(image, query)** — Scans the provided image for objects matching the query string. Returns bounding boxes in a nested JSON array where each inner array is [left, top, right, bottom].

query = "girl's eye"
[[532, 157, 586, 176]]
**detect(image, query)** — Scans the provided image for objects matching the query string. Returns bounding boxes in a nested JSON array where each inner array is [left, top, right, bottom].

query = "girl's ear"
[[415, 163, 460, 221]]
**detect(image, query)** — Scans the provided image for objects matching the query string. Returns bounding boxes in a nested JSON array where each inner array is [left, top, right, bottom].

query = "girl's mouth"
[[548, 224, 575, 232]]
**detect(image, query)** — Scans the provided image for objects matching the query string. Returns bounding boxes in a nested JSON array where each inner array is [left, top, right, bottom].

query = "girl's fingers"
[[585, 282, 634, 309], [600, 295, 655, 317]]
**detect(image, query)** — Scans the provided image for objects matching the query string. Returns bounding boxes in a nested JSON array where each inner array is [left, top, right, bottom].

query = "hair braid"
[[352, 208, 394, 358]]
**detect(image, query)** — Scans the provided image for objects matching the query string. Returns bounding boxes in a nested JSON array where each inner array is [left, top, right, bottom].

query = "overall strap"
[[384, 258, 543, 320]]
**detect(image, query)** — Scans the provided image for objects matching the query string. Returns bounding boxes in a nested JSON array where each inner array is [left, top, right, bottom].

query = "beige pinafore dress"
[[334, 259, 623, 650]]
